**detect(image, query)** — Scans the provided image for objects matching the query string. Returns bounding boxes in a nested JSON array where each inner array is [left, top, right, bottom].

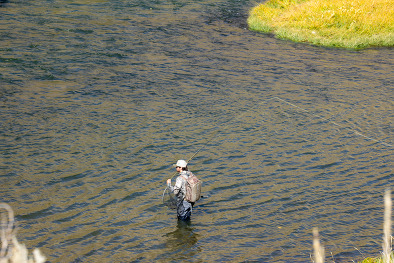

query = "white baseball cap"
[[174, 159, 187, 168]]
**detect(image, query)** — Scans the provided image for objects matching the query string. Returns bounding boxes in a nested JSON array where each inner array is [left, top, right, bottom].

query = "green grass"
[[247, 0, 394, 49], [360, 253, 394, 263]]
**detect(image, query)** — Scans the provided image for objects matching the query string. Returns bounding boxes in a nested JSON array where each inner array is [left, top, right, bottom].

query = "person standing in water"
[[167, 160, 194, 221]]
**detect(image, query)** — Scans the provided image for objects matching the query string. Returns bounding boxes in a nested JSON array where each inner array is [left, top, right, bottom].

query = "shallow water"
[[1, 0, 393, 262]]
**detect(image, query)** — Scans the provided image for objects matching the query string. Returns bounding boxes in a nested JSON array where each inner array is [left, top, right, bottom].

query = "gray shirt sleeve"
[[168, 174, 186, 196], [173, 176, 184, 196]]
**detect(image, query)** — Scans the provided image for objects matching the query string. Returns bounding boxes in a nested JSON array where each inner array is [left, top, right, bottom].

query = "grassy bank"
[[247, 0, 394, 49]]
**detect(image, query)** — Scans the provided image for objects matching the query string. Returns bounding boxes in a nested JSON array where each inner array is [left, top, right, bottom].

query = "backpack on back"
[[181, 172, 202, 203]]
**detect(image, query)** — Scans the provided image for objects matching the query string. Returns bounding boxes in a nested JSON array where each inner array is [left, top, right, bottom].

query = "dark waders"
[[176, 196, 193, 221]]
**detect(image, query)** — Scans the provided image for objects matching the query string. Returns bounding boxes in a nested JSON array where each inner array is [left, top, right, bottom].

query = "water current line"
[[270, 97, 393, 147]]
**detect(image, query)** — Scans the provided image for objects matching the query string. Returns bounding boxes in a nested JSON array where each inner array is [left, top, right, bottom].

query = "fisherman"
[[166, 160, 194, 221]]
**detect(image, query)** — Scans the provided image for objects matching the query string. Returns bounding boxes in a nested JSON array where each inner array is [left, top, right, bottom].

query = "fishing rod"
[[165, 97, 277, 184], [169, 130, 220, 181], [162, 100, 270, 207]]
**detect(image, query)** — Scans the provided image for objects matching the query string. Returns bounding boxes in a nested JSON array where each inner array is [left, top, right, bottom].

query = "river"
[[1, 0, 393, 262]]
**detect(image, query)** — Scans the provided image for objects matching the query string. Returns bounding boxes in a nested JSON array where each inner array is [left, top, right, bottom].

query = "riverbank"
[[247, 0, 394, 49]]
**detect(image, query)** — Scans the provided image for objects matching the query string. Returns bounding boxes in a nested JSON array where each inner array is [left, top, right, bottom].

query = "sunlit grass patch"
[[248, 0, 394, 49], [360, 254, 394, 263]]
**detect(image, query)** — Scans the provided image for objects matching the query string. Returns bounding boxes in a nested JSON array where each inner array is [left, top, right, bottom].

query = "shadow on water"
[[0, 0, 8, 7], [204, 0, 252, 29], [164, 220, 200, 258]]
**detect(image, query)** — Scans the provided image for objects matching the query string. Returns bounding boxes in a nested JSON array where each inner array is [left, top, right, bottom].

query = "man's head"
[[174, 159, 187, 171]]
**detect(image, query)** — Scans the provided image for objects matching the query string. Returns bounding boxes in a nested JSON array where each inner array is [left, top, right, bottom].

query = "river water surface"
[[1, 0, 393, 262]]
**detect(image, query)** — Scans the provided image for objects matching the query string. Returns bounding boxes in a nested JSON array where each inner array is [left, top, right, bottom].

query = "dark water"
[[1, 0, 393, 262]]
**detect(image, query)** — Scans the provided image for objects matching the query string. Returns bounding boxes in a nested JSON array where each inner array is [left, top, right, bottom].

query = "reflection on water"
[[165, 220, 200, 258], [0, 0, 393, 262]]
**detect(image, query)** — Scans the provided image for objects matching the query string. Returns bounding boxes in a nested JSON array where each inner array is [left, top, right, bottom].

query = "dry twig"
[[0, 203, 46, 263]]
